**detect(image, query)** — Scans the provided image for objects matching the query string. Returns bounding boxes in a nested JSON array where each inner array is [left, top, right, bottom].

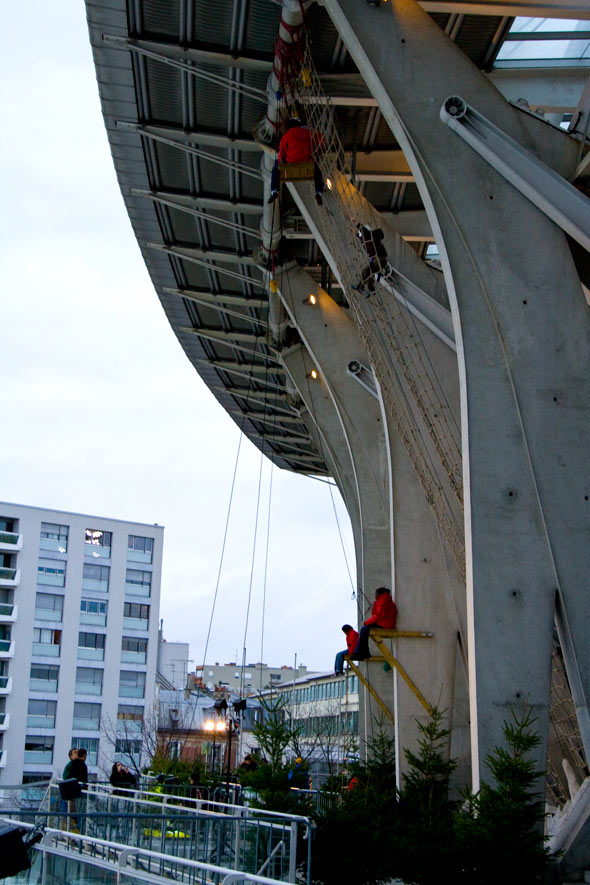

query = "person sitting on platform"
[[268, 118, 324, 206], [351, 223, 391, 298], [353, 587, 397, 661], [334, 624, 359, 675]]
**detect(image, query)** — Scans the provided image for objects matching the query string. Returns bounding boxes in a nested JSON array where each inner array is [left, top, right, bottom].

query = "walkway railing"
[[1, 818, 295, 885], [31, 783, 312, 883]]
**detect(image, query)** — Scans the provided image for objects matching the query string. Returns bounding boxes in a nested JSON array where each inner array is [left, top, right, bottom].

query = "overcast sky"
[[0, 1, 357, 675]]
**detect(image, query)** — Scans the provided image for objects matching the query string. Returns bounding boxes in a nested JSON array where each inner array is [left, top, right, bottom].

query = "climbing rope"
[[282, 42, 466, 576]]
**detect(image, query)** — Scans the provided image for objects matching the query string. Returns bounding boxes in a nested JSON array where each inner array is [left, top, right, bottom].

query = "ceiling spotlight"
[[303, 293, 317, 305], [308, 368, 319, 380], [325, 178, 333, 191]]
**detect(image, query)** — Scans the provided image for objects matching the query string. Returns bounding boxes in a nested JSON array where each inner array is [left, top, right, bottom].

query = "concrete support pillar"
[[276, 265, 470, 784], [321, 0, 590, 789]]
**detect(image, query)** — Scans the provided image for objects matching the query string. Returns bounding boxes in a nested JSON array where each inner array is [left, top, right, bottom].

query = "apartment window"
[[72, 736, 99, 766], [37, 558, 66, 588], [82, 563, 110, 593], [270, 673, 281, 682], [80, 598, 107, 627], [39, 523, 69, 553], [78, 632, 105, 661], [125, 569, 151, 598], [32, 628, 61, 658], [117, 705, 143, 731], [85, 529, 112, 558], [24, 736, 54, 764], [121, 637, 147, 664], [115, 738, 141, 757], [119, 670, 146, 698], [27, 699, 57, 728], [73, 702, 101, 731], [123, 602, 149, 627], [0, 519, 15, 533], [75, 667, 103, 696], [127, 535, 153, 565], [30, 665, 59, 693], [34, 592, 64, 622]]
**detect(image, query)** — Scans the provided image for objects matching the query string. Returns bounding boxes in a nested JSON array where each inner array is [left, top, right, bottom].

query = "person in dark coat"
[[334, 624, 360, 675], [353, 588, 397, 660], [352, 224, 390, 297], [110, 761, 137, 796], [70, 748, 88, 785]]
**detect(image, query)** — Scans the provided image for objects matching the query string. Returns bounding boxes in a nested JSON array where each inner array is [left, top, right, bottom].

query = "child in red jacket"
[[353, 587, 397, 661]]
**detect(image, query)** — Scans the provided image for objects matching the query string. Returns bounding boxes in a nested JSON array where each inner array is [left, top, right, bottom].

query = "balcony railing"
[[26, 714, 56, 729], [31, 642, 60, 658], [72, 717, 100, 731], [0, 676, 12, 693], [0, 640, 15, 658], [122, 617, 149, 632], [30, 678, 58, 693], [121, 650, 147, 664], [75, 681, 102, 696], [0, 531, 22, 551], [0, 568, 20, 587], [23, 749, 53, 764], [0, 603, 17, 622], [77, 647, 104, 661]]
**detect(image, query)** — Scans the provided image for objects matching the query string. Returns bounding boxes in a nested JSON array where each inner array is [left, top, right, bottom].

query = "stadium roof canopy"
[[85, 0, 590, 475]]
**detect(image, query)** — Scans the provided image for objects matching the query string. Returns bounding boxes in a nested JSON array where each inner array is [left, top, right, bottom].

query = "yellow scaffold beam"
[[370, 636, 434, 716], [345, 659, 396, 727]]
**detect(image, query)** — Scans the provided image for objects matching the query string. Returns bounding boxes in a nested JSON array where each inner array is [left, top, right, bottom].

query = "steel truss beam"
[[162, 286, 266, 309], [180, 326, 278, 361], [133, 190, 263, 216], [146, 244, 266, 289], [194, 357, 286, 382]]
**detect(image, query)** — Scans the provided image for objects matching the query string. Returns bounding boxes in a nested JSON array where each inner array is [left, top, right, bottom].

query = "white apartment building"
[[0, 502, 163, 784]]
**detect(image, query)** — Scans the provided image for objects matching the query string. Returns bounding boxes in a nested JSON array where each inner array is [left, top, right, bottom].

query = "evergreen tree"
[[454, 709, 552, 884], [394, 707, 459, 884]]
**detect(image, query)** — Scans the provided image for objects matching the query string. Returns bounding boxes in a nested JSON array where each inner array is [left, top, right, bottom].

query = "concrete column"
[[276, 266, 470, 784], [322, 0, 590, 788]]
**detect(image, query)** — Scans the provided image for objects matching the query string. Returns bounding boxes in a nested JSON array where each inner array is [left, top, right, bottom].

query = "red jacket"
[[345, 629, 359, 655], [364, 593, 397, 629], [278, 126, 313, 164]]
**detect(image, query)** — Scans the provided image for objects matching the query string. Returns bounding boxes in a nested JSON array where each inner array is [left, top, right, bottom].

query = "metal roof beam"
[[162, 286, 266, 309], [195, 358, 288, 387], [211, 385, 295, 408], [168, 290, 267, 326], [419, 0, 590, 17], [180, 326, 278, 361], [103, 34, 274, 71], [132, 190, 259, 238], [147, 242, 256, 267], [146, 244, 266, 289], [132, 189, 263, 216], [118, 121, 259, 153], [488, 66, 590, 113]]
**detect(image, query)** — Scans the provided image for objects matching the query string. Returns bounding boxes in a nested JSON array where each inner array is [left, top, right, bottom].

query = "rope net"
[[290, 42, 465, 575]]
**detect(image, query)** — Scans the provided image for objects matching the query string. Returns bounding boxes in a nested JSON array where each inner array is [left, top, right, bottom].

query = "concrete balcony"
[[0, 568, 20, 588], [0, 604, 17, 623], [0, 641, 15, 659], [0, 712, 9, 730], [0, 676, 12, 695], [0, 531, 22, 553]]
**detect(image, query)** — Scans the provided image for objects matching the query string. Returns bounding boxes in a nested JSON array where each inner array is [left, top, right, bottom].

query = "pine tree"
[[395, 707, 459, 884], [454, 709, 552, 884]]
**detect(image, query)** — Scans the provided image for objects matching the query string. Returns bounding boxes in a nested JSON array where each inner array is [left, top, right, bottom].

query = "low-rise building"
[[192, 662, 318, 695]]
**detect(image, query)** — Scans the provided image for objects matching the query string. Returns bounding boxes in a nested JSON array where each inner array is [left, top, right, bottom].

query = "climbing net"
[[289, 41, 465, 575]]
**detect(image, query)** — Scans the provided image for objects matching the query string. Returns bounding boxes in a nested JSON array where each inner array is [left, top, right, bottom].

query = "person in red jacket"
[[334, 624, 360, 676], [353, 587, 397, 661], [268, 118, 324, 206]]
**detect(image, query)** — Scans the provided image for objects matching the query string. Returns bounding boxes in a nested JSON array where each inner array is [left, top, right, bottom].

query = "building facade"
[[252, 670, 360, 786], [0, 502, 163, 784], [193, 662, 317, 695]]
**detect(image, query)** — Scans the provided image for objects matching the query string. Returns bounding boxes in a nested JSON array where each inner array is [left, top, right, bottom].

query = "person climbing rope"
[[334, 623, 359, 675], [353, 587, 397, 661], [351, 223, 392, 298], [268, 118, 325, 206]]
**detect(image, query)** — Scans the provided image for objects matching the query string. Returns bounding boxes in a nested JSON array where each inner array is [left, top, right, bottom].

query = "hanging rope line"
[[328, 481, 355, 595], [280, 42, 466, 577]]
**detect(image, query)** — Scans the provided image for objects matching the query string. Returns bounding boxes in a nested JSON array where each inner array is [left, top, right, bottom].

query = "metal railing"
[[0, 818, 294, 885], [36, 783, 312, 883]]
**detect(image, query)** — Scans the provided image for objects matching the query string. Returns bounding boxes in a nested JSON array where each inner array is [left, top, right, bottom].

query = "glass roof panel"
[[497, 18, 590, 61]]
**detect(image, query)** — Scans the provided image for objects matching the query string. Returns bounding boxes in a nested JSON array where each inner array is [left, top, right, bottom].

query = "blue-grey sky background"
[[0, 0, 357, 673]]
